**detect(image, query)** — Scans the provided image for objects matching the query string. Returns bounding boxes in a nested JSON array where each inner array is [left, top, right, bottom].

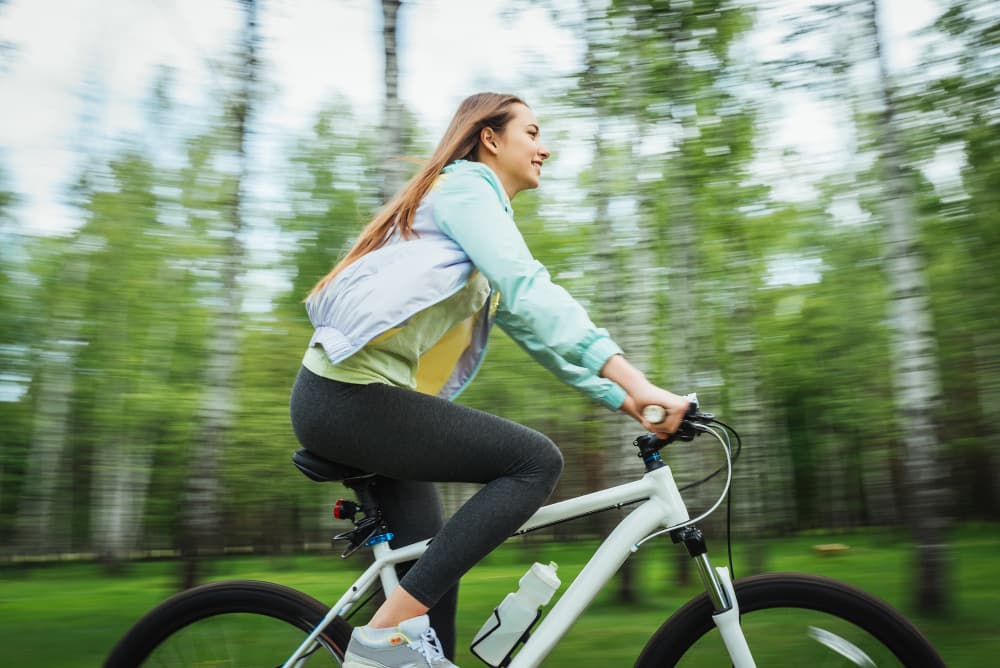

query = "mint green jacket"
[[305, 160, 627, 410]]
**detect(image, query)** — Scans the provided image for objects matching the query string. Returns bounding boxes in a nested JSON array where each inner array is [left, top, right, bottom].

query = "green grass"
[[1, 525, 997, 667]]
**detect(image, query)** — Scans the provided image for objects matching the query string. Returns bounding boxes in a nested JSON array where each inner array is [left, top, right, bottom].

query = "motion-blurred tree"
[[0, 165, 33, 548], [775, 0, 971, 614], [379, 0, 407, 201], [922, 1, 1000, 522], [246, 101, 380, 547], [761, 3, 955, 615], [858, 0, 951, 615], [12, 170, 97, 556], [3, 0, 1000, 572], [179, 0, 260, 589], [72, 150, 190, 570], [599, 0, 776, 578]]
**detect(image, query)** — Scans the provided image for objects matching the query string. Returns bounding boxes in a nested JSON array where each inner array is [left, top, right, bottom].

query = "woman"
[[290, 92, 688, 668]]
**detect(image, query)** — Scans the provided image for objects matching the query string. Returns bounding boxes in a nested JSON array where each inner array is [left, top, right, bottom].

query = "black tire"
[[635, 573, 945, 667], [104, 579, 353, 667]]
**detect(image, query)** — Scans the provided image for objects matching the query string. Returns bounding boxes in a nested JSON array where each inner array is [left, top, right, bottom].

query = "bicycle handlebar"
[[641, 405, 668, 424], [641, 393, 715, 446]]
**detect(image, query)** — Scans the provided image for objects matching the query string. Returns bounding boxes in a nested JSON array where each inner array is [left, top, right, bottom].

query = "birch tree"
[[761, 0, 927, 535], [11, 68, 114, 555], [925, 0, 1000, 521], [179, 0, 258, 588], [0, 168, 19, 533], [607, 1, 778, 577], [80, 151, 187, 570], [379, 0, 406, 201], [562, 0, 766, 593], [567, 0, 646, 601], [12, 250, 88, 555], [861, 0, 950, 614]]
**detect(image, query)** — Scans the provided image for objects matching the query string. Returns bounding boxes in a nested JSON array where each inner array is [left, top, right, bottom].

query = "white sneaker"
[[343, 615, 458, 668]]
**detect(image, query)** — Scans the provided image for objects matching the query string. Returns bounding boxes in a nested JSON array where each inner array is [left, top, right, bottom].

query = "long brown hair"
[[309, 92, 526, 295]]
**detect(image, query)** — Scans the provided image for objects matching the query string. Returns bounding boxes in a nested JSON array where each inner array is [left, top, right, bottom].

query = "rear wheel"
[[104, 579, 352, 667], [635, 573, 945, 667]]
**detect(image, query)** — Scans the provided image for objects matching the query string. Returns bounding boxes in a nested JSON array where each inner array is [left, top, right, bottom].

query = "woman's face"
[[488, 103, 550, 199]]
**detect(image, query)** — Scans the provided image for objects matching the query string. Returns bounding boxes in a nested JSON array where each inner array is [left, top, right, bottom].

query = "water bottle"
[[470, 561, 560, 667]]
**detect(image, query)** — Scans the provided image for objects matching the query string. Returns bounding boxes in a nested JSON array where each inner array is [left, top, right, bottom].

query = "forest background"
[[1, 0, 998, 646]]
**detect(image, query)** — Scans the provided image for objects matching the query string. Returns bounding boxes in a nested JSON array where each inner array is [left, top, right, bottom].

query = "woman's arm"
[[496, 312, 626, 410], [436, 164, 688, 434], [434, 165, 620, 374], [600, 354, 689, 438]]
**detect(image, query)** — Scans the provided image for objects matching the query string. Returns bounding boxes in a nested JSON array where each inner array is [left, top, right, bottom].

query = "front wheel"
[[635, 573, 945, 667], [104, 579, 352, 667]]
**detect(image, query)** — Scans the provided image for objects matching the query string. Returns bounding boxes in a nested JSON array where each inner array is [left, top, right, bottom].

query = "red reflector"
[[333, 499, 357, 520]]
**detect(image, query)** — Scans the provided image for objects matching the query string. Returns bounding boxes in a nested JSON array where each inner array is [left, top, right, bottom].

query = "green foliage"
[[1, 0, 999, 569]]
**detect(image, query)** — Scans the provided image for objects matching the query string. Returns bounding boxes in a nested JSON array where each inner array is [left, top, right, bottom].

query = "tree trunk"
[[93, 318, 175, 569], [15, 348, 76, 555], [380, 0, 405, 202], [860, 438, 899, 526], [766, 405, 796, 532], [660, 160, 708, 586], [726, 256, 767, 573], [612, 116, 665, 604], [179, 0, 256, 589], [93, 436, 155, 570], [867, 0, 951, 616], [14, 257, 88, 556], [973, 334, 1000, 517], [578, 6, 639, 599]]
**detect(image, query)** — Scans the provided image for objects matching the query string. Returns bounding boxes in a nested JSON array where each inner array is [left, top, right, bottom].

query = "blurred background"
[[1, 0, 998, 665]]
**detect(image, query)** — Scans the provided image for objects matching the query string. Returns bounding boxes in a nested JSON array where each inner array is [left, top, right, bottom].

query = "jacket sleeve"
[[496, 313, 627, 410], [433, 164, 626, 409]]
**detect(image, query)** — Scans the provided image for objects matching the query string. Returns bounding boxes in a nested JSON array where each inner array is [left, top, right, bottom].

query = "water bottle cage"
[[469, 607, 542, 667], [332, 514, 394, 559]]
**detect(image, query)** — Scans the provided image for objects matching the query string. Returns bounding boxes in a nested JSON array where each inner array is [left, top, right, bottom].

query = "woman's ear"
[[480, 127, 500, 155]]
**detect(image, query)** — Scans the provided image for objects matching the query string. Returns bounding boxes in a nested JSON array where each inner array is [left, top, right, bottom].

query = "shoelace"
[[407, 626, 446, 664]]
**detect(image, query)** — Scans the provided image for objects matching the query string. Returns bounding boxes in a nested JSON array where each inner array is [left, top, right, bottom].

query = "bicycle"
[[105, 396, 946, 667]]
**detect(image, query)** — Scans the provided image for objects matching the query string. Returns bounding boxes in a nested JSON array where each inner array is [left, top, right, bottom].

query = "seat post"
[[332, 475, 394, 559], [344, 476, 380, 518]]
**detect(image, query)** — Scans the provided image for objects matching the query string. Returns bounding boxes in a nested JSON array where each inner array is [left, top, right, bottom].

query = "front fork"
[[674, 526, 756, 668]]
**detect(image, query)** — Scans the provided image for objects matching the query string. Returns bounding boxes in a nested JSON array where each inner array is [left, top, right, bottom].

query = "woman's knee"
[[505, 430, 562, 484], [531, 434, 564, 487]]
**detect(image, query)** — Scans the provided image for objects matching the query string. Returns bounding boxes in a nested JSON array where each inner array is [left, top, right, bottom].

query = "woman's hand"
[[620, 388, 689, 439], [600, 354, 689, 439]]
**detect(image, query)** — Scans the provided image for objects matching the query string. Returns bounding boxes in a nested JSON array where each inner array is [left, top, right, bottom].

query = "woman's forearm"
[[599, 354, 652, 396]]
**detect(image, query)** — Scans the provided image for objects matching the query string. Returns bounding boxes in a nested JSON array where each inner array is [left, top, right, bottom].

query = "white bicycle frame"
[[281, 456, 756, 668]]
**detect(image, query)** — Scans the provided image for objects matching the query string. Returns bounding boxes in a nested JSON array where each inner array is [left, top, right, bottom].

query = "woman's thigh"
[[290, 367, 561, 487]]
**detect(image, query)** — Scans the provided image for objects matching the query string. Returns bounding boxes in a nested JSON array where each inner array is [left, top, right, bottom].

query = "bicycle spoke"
[[809, 625, 878, 667], [142, 612, 337, 666]]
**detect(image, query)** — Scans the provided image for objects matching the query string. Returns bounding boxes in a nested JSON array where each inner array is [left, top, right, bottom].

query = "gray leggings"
[[289, 367, 563, 656]]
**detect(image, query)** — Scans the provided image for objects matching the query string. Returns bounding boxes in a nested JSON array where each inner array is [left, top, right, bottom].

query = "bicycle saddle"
[[291, 448, 374, 483]]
